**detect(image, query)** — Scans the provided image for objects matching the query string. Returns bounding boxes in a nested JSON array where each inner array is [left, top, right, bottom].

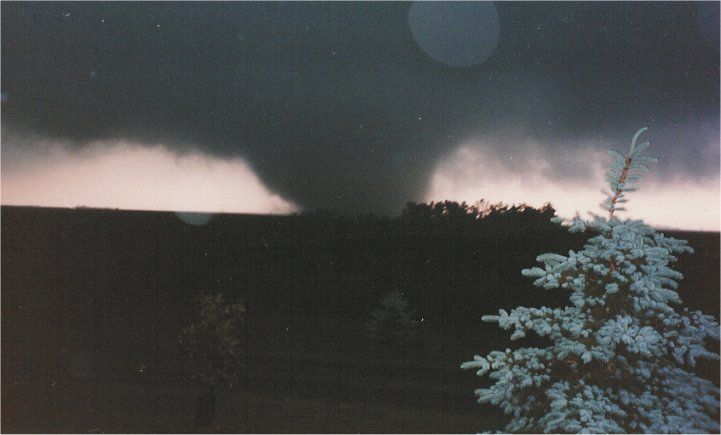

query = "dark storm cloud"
[[2, 1, 718, 214]]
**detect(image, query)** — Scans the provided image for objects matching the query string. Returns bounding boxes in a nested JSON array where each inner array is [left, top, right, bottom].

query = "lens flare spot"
[[408, 1, 500, 67]]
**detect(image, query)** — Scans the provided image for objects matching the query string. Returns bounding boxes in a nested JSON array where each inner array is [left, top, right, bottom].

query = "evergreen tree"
[[179, 292, 246, 427], [179, 292, 246, 389], [462, 128, 720, 433]]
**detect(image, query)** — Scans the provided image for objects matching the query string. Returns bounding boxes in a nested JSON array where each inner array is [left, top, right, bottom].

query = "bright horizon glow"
[[1, 140, 298, 216], [425, 143, 720, 232], [2, 137, 719, 231]]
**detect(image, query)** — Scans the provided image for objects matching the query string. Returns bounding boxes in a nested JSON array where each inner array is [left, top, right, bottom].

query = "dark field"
[[2, 206, 719, 433]]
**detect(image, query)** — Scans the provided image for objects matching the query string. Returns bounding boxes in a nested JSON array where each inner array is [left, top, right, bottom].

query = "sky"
[[1, 2, 719, 230]]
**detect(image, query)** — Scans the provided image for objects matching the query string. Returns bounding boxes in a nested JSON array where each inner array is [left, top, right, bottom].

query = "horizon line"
[[2, 203, 718, 234]]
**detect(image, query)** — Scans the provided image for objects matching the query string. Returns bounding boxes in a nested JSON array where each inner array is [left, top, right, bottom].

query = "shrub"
[[462, 128, 720, 433], [365, 290, 420, 343]]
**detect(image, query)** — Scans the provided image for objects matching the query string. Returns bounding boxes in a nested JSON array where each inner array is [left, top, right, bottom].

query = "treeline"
[[401, 200, 556, 225], [300, 199, 558, 228]]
